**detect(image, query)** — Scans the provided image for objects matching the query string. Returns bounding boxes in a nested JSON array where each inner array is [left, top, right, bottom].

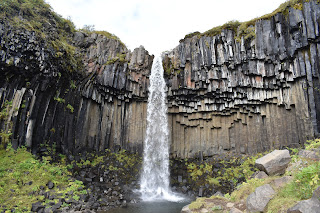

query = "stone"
[[298, 149, 320, 160], [287, 197, 320, 213], [246, 184, 276, 212], [312, 186, 320, 199], [31, 202, 45, 212], [181, 205, 192, 213], [229, 207, 243, 213], [214, 191, 224, 197], [199, 187, 203, 197], [255, 150, 291, 175], [253, 171, 268, 179], [47, 181, 54, 189], [272, 176, 293, 188], [178, 175, 183, 183]]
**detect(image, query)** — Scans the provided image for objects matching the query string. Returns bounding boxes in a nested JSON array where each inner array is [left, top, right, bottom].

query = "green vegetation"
[[54, 96, 65, 104], [0, 0, 83, 73], [74, 149, 141, 177], [105, 53, 128, 65], [80, 25, 125, 47], [66, 104, 74, 113], [0, 0, 75, 37], [181, 0, 316, 42], [0, 144, 87, 211], [70, 80, 77, 89], [0, 100, 13, 148], [184, 153, 263, 190], [188, 197, 205, 210]]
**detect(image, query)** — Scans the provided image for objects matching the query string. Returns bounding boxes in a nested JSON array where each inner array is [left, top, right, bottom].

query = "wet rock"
[[246, 184, 275, 212], [255, 150, 291, 175]]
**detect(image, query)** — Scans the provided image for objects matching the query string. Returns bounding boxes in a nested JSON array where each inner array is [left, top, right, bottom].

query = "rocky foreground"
[[181, 143, 320, 213]]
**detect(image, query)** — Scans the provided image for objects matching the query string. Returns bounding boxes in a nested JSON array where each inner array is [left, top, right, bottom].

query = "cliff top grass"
[[181, 0, 316, 42], [0, 0, 75, 38], [79, 25, 126, 48]]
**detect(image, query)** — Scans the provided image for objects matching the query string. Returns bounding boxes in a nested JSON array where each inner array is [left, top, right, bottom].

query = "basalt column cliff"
[[163, 1, 320, 158], [0, 3, 153, 155], [1, 0, 320, 158]]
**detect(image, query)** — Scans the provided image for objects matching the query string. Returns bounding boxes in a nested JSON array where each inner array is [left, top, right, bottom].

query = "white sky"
[[45, 0, 287, 55]]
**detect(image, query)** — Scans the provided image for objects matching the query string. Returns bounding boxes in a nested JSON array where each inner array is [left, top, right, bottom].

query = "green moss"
[[0, 144, 86, 211], [66, 104, 74, 113], [105, 53, 128, 65], [0, 0, 75, 37], [181, 0, 314, 42], [189, 198, 205, 210]]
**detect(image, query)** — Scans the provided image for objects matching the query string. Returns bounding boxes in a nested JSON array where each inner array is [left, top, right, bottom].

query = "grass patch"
[[189, 197, 206, 210], [181, 0, 314, 42], [0, 144, 86, 211]]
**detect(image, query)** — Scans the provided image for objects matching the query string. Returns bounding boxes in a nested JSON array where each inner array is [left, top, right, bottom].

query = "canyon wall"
[[164, 1, 320, 158], [1, 0, 320, 158]]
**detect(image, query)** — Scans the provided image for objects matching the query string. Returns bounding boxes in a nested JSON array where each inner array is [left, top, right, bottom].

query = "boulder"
[[253, 171, 268, 179], [287, 197, 320, 213], [255, 150, 291, 175], [246, 184, 276, 212], [298, 149, 320, 160]]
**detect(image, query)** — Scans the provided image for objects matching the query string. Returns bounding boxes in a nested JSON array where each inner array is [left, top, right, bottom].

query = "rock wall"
[[0, 20, 153, 155], [1, 0, 320, 159], [164, 1, 320, 158]]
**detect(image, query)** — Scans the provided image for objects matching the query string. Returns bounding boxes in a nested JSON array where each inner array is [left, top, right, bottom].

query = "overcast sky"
[[45, 0, 287, 55]]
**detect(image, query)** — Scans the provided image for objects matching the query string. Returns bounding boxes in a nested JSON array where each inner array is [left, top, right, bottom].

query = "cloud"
[[46, 0, 286, 55]]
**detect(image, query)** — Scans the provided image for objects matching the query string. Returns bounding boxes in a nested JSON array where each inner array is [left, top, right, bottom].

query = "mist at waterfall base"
[[105, 56, 189, 213]]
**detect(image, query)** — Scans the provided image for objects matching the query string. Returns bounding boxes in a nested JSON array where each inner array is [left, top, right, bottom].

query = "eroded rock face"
[[164, 1, 320, 158]]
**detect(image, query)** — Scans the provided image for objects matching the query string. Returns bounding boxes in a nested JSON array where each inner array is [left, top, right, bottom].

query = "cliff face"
[[1, 0, 320, 158], [0, 16, 153, 155], [164, 1, 320, 158]]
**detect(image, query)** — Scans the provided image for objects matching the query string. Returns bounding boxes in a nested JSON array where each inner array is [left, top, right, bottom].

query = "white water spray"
[[140, 56, 183, 202]]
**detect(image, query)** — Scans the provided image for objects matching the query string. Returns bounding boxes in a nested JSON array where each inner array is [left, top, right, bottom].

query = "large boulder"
[[255, 150, 291, 175], [246, 184, 276, 212], [287, 186, 320, 213], [287, 197, 320, 213]]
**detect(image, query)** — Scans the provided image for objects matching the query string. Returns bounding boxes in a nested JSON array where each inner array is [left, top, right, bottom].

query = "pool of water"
[[102, 200, 191, 213]]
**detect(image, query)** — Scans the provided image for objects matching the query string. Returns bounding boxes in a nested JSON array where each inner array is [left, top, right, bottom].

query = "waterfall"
[[140, 56, 182, 202]]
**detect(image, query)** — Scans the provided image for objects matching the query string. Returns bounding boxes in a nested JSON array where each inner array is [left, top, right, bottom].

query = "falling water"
[[140, 56, 183, 202]]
